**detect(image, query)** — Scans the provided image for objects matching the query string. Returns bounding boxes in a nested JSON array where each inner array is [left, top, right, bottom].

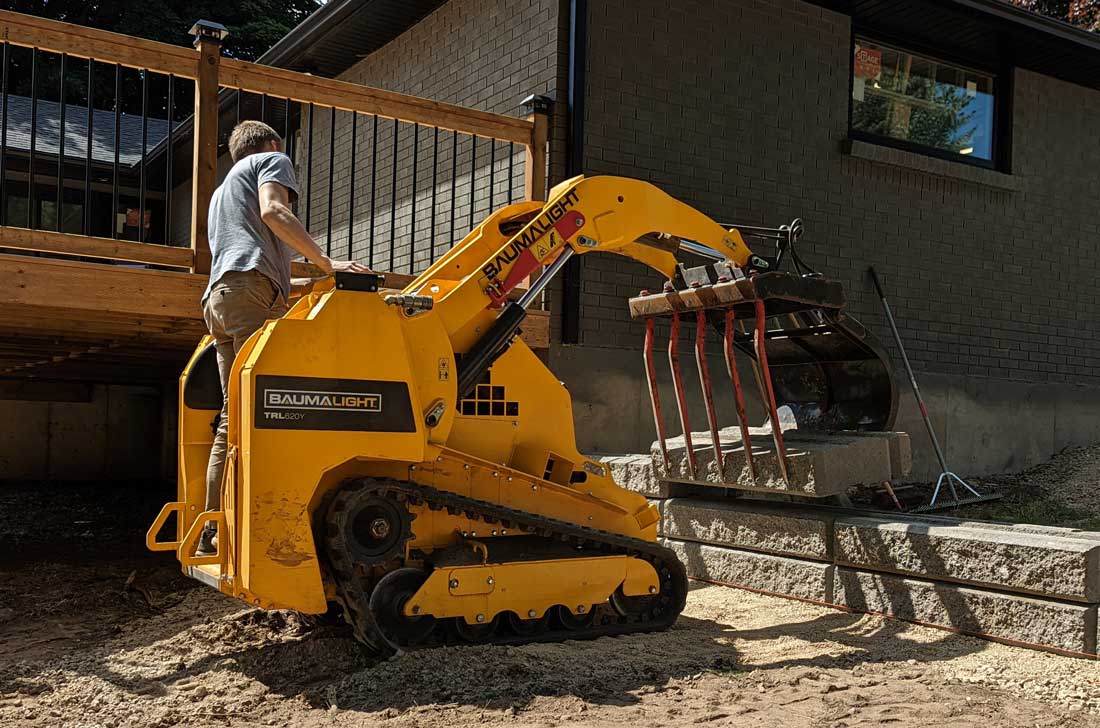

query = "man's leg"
[[203, 338, 236, 513], [198, 272, 287, 554]]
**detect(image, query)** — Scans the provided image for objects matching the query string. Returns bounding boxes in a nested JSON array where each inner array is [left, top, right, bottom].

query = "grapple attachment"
[[630, 267, 897, 484]]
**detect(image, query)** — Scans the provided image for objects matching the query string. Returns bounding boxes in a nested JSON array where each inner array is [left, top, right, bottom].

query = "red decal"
[[502, 248, 541, 295], [553, 210, 585, 240]]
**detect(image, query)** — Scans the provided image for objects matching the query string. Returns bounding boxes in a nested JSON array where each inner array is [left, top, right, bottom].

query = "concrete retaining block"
[[656, 428, 902, 498], [600, 454, 665, 497], [663, 538, 834, 604], [834, 567, 1099, 656], [662, 498, 832, 560], [835, 517, 1100, 603], [842, 430, 912, 479]]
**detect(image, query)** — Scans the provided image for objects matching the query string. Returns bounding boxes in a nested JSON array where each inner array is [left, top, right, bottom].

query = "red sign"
[[125, 208, 153, 229], [854, 45, 882, 81]]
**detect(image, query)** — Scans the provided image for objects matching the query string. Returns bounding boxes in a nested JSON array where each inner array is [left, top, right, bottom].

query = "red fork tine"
[[694, 310, 723, 475], [753, 299, 791, 486], [723, 308, 756, 482], [668, 312, 697, 479], [643, 317, 671, 473]]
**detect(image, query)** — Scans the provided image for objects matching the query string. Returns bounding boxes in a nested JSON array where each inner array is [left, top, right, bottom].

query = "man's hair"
[[228, 120, 282, 163]]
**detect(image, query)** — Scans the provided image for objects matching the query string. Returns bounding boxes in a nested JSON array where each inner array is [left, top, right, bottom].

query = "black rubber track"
[[323, 477, 689, 656]]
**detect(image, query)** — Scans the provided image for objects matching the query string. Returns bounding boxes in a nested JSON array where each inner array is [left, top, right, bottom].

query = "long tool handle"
[[868, 267, 950, 474]]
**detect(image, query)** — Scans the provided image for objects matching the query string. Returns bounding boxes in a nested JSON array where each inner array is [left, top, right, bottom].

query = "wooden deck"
[[0, 11, 550, 384], [0, 253, 550, 382]]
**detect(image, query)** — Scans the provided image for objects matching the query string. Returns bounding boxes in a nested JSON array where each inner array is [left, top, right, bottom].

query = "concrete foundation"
[[0, 382, 167, 481]]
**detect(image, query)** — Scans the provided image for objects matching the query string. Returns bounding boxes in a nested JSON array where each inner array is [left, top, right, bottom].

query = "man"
[[197, 120, 370, 555]]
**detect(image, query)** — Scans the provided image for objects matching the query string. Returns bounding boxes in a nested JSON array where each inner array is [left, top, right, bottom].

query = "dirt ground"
[[4, 465, 1100, 728]]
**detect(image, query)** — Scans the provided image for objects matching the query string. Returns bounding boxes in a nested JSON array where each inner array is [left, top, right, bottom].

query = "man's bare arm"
[[259, 182, 372, 275]]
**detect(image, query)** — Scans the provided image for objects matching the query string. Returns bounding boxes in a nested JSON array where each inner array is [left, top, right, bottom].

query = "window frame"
[[847, 30, 1012, 172]]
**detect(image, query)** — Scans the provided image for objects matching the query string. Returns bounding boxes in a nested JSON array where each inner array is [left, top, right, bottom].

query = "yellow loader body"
[[148, 174, 893, 654]]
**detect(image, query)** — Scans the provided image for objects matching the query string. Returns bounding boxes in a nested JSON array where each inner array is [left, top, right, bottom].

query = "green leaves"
[[1012, 0, 1100, 32], [2, 0, 324, 61]]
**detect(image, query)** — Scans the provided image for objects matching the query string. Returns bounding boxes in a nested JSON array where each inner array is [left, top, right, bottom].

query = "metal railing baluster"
[[410, 122, 419, 273], [368, 114, 378, 268], [346, 111, 357, 254], [138, 69, 148, 242], [164, 74, 174, 245], [29, 48, 38, 228], [389, 117, 397, 269], [83, 58, 92, 236], [449, 131, 457, 248], [304, 102, 314, 230], [57, 53, 66, 233], [429, 125, 438, 263], [111, 63, 120, 239], [325, 106, 335, 255]]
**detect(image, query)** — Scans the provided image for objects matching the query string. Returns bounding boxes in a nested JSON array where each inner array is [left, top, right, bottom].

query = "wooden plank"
[[522, 309, 550, 350], [190, 36, 221, 276], [219, 58, 533, 145], [525, 110, 549, 202], [0, 9, 198, 78], [0, 254, 205, 319], [0, 227, 194, 267]]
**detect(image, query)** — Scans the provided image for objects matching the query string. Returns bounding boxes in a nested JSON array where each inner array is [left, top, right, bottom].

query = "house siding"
[[580, 0, 1100, 386]]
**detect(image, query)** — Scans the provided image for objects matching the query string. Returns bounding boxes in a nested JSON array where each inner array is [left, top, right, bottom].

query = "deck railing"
[[0, 10, 550, 280]]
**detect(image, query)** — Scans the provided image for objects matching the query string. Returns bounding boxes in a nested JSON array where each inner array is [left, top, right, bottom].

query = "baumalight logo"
[[265, 389, 382, 412]]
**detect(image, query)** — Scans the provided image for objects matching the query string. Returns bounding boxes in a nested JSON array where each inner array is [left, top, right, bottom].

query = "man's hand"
[[325, 258, 375, 275]]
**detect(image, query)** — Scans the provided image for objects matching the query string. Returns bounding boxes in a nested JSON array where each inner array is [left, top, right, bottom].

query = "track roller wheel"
[[369, 568, 437, 650], [609, 585, 660, 618], [505, 610, 551, 637], [452, 615, 501, 643], [556, 604, 596, 631]]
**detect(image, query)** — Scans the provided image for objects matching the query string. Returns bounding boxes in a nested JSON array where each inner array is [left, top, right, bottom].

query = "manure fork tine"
[[668, 312, 697, 479], [643, 316, 671, 473], [724, 308, 756, 481], [753, 300, 790, 485], [694, 310, 723, 475]]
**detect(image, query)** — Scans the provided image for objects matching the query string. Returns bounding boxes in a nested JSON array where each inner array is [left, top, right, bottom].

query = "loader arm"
[[403, 175, 755, 397]]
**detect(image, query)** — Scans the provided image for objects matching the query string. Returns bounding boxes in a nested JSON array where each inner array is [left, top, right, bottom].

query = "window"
[[851, 38, 997, 164]]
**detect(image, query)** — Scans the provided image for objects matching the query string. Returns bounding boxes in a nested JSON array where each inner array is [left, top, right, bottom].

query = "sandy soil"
[[3, 480, 1100, 728]]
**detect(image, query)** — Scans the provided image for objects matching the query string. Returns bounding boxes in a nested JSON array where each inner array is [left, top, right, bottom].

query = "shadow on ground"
[[0, 479, 987, 722]]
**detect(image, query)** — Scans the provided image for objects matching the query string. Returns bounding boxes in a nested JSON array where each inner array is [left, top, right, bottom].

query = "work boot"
[[195, 525, 218, 556]]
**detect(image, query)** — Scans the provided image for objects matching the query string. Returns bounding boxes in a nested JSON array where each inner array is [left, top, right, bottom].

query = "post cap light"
[[189, 20, 230, 46], [520, 94, 554, 115]]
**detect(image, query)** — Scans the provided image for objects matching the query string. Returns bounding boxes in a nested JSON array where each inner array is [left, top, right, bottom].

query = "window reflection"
[[852, 39, 995, 161]]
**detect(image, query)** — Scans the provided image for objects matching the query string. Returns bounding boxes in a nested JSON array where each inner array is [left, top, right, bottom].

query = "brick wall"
[[296, 0, 569, 274], [580, 0, 1100, 386]]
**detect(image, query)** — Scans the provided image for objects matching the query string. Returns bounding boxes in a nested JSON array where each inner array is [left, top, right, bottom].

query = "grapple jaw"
[[630, 268, 898, 482]]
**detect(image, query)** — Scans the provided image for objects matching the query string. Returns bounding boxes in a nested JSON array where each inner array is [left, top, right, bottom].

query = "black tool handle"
[[868, 266, 886, 300]]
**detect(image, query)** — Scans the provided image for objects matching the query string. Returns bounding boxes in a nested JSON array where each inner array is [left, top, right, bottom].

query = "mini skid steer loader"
[[148, 175, 895, 655]]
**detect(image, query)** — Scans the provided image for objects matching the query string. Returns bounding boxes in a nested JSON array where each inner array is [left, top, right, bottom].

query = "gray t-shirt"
[[203, 151, 300, 305]]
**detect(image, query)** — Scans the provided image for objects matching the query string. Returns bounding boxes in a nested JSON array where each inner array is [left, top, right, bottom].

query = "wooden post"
[[188, 20, 228, 275], [521, 94, 553, 203]]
